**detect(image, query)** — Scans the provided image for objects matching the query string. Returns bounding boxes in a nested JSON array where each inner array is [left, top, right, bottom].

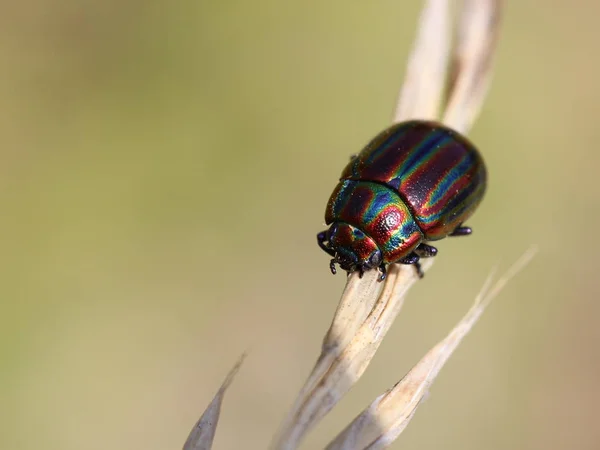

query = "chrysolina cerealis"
[[317, 120, 486, 281]]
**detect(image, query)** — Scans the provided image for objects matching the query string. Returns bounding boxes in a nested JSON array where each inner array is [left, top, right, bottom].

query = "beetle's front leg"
[[317, 230, 336, 257], [329, 259, 337, 275]]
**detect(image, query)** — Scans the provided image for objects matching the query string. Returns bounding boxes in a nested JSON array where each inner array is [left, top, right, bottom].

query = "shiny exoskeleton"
[[317, 120, 486, 281]]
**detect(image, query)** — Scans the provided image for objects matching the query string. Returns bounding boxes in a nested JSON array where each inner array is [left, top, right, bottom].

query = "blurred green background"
[[2, 1, 598, 449]]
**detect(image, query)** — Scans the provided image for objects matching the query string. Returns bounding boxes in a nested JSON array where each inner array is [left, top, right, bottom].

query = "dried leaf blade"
[[270, 0, 505, 448], [443, 0, 503, 133], [326, 248, 537, 450], [270, 261, 433, 450], [394, 0, 451, 122], [182, 355, 245, 450]]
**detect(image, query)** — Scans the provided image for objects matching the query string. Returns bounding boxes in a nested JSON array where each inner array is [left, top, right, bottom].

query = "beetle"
[[317, 120, 486, 281]]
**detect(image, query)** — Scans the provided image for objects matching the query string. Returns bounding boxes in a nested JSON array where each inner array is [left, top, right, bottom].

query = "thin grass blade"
[[270, 1, 505, 449], [325, 248, 537, 450], [443, 0, 503, 133], [393, 0, 451, 123], [182, 355, 245, 450]]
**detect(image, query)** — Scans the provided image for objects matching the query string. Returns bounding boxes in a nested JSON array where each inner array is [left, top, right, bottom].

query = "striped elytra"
[[317, 120, 487, 281]]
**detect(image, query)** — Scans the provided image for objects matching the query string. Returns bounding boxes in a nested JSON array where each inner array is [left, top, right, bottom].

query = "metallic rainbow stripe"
[[326, 180, 423, 263], [341, 120, 487, 240]]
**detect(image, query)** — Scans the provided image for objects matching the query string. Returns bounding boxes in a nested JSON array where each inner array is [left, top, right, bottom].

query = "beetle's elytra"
[[317, 120, 487, 281]]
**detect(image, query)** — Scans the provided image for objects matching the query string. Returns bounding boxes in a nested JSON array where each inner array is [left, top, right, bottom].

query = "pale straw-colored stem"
[[185, 1, 509, 449], [270, 1, 504, 449], [325, 247, 536, 449], [393, 0, 451, 123], [182, 355, 245, 450], [270, 261, 433, 450], [443, 0, 503, 133]]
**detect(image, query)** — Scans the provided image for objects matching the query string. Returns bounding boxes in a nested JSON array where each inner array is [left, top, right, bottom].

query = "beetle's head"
[[326, 223, 383, 277]]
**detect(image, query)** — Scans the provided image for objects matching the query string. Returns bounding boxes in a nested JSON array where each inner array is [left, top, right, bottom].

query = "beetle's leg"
[[378, 264, 387, 282], [450, 225, 472, 236], [318, 230, 336, 256], [398, 252, 419, 265], [329, 259, 337, 275], [397, 252, 424, 278], [415, 243, 438, 258], [414, 261, 423, 278]]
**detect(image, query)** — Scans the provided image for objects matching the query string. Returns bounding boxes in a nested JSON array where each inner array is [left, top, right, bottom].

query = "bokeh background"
[[2, 1, 598, 449]]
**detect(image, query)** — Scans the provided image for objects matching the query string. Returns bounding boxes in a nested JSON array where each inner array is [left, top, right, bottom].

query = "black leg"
[[415, 243, 438, 258], [378, 264, 387, 282], [318, 230, 336, 256], [398, 252, 424, 278], [450, 225, 472, 237], [399, 252, 419, 265], [414, 260, 423, 278], [329, 259, 337, 275]]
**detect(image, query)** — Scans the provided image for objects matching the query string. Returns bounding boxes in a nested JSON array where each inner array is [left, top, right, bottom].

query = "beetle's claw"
[[378, 264, 387, 282]]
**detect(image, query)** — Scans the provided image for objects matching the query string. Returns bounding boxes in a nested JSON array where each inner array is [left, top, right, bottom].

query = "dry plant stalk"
[[182, 355, 245, 450], [183, 1, 518, 450], [270, 1, 503, 448], [325, 248, 536, 449]]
